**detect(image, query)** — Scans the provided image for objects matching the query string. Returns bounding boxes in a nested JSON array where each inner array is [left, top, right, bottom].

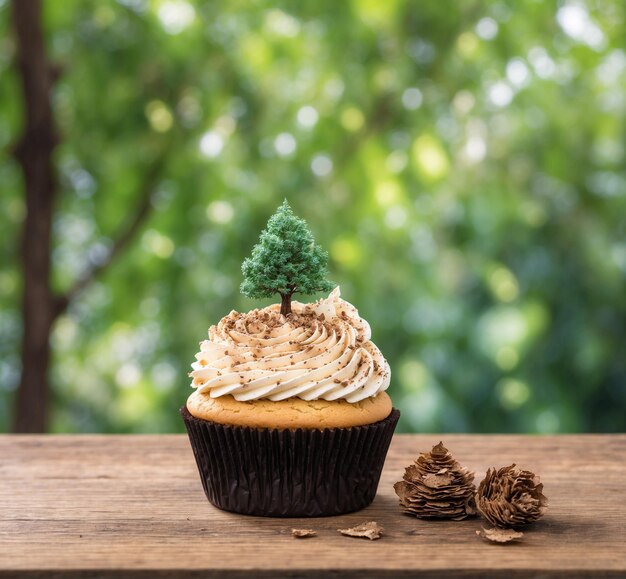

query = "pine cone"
[[394, 442, 476, 520], [476, 464, 547, 528]]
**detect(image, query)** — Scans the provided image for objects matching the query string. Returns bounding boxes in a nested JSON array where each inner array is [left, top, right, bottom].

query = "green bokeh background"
[[1, 0, 625, 433]]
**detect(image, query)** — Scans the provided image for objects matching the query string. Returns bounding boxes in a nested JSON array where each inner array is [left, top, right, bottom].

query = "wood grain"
[[0, 434, 624, 578]]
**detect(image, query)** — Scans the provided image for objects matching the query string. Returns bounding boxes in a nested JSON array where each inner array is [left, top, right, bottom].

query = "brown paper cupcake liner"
[[180, 405, 400, 517]]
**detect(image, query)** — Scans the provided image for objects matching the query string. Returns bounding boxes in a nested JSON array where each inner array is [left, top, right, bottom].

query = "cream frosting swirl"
[[189, 287, 390, 403]]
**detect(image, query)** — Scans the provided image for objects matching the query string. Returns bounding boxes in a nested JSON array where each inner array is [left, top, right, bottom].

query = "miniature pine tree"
[[241, 200, 335, 316]]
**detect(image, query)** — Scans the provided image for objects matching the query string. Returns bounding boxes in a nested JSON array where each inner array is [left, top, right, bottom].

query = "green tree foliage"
[[241, 200, 334, 315], [0, 1, 624, 434]]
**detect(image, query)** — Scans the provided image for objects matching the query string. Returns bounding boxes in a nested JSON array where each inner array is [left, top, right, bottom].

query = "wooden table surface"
[[1, 434, 625, 578]]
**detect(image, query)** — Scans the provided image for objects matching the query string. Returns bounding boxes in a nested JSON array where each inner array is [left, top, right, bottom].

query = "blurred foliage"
[[0, 0, 625, 434]]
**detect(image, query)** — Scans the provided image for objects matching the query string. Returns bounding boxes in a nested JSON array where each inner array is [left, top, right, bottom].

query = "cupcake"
[[181, 202, 399, 517]]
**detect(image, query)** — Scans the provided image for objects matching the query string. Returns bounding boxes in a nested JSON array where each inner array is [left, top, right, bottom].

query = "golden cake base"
[[186, 390, 392, 429]]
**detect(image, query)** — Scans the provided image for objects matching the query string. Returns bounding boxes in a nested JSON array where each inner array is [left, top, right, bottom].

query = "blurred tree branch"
[[55, 147, 171, 314]]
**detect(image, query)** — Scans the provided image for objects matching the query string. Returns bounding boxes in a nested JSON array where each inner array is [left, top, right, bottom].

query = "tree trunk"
[[280, 293, 292, 316], [9, 0, 171, 432], [11, 0, 59, 433]]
